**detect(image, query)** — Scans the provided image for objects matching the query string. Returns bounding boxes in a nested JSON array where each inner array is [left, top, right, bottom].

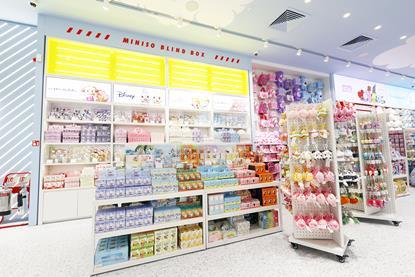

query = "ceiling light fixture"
[[401, 75, 405, 80], [176, 17, 184, 28], [104, 0, 415, 81], [215, 27, 222, 37], [343, 12, 351, 18], [385, 71, 390, 77], [102, 0, 109, 10], [369, 67, 374, 73], [323, 56, 329, 63], [400, 35, 407, 40], [374, 25, 382, 30], [263, 40, 269, 48], [304, 0, 311, 3]]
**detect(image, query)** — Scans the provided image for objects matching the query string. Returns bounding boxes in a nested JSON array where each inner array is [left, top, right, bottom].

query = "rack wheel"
[[347, 239, 355, 247], [392, 221, 400, 226], [291, 242, 298, 249], [337, 255, 348, 263]]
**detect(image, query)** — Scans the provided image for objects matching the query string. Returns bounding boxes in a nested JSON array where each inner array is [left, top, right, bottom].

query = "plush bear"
[[275, 71, 284, 88], [257, 73, 270, 86], [293, 84, 303, 101]]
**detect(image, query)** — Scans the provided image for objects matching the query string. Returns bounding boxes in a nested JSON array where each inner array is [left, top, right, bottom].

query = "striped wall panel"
[[0, 20, 37, 181]]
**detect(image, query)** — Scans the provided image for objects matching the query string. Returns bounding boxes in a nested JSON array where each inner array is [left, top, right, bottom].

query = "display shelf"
[[95, 217, 204, 241], [207, 226, 281, 248], [113, 122, 165, 127], [396, 192, 411, 198], [46, 119, 111, 125], [169, 107, 210, 113], [213, 110, 247, 114], [46, 98, 111, 106], [351, 210, 401, 225], [113, 103, 165, 110], [213, 125, 247, 129], [113, 142, 159, 146], [393, 174, 408, 179], [207, 205, 278, 221], [169, 124, 211, 128], [44, 142, 111, 146], [204, 181, 279, 194], [43, 186, 94, 192], [95, 190, 204, 206], [43, 161, 111, 166], [93, 245, 205, 275]]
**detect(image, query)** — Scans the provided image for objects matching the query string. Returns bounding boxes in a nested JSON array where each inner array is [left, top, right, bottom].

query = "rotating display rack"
[[404, 128, 415, 187], [353, 112, 401, 225], [286, 100, 351, 262]]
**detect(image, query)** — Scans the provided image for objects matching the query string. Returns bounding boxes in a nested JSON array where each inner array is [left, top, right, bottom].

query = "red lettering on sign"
[[66, 27, 73, 33]]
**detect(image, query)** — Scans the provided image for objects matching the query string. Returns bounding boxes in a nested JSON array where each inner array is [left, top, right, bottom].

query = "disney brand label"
[[114, 84, 165, 107]]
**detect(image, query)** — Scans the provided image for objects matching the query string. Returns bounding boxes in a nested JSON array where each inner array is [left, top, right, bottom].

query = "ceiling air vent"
[[269, 9, 306, 32], [340, 35, 374, 51]]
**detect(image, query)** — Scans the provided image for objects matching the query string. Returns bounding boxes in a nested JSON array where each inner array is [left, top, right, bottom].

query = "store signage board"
[[169, 89, 212, 110], [38, 15, 250, 70], [212, 95, 249, 112], [46, 77, 112, 102], [334, 74, 415, 110], [114, 84, 165, 107]]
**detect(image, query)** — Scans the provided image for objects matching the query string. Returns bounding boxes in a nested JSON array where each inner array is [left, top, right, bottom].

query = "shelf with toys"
[[91, 144, 282, 274], [353, 112, 401, 225], [286, 100, 351, 262], [334, 101, 363, 223], [404, 128, 415, 187]]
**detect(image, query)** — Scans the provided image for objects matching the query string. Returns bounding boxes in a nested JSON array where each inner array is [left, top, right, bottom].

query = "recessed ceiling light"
[[176, 17, 184, 28], [401, 75, 405, 80], [369, 67, 374, 73], [296, 49, 303, 56], [304, 0, 311, 3], [346, 61, 351, 67], [374, 25, 382, 30], [343, 12, 351, 18], [103, 5, 109, 11], [323, 56, 329, 63], [385, 71, 390, 77], [215, 27, 222, 37], [400, 35, 407, 40], [263, 40, 269, 48]]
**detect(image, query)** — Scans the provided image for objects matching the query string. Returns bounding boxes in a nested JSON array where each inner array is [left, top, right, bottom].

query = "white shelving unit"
[[353, 112, 401, 225], [39, 75, 252, 224], [203, 181, 281, 249], [287, 100, 351, 262]]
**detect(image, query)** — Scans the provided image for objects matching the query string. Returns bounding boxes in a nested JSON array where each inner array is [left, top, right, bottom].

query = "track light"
[[176, 17, 184, 28], [296, 49, 302, 56], [263, 40, 269, 48], [323, 56, 329, 63], [346, 61, 351, 67]]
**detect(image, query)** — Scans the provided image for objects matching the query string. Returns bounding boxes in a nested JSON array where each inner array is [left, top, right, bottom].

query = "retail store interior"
[[0, 0, 415, 276]]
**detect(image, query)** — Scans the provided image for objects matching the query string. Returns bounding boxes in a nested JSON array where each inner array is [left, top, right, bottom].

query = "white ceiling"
[[2, 0, 415, 89]]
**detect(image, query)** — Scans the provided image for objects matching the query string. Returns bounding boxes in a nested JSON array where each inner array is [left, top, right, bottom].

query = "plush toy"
[[275, 71, 284, 87], [357, 89, 364, 100], [371, 85, 377, 103], [283, 79, 292, 90], [276, 95, 286, 113], [293, 84, 302, 101], [257, 73, 270, 86]]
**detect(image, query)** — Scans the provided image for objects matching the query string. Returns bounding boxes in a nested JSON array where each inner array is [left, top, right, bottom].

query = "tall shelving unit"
[[286, 100, 351, 262], [388, 128, 410, 197], [352, 112, 401, 225], [404, 128, 415, 186]]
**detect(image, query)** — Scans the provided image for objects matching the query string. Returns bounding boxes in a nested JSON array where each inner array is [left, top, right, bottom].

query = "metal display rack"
[[286, 100, 352, 262], [92, 181, 281, 275], [353, 112, 401, 225]]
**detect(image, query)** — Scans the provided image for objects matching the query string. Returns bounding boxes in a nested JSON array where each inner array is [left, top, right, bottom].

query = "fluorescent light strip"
[[115, 62, 161, 72], [115, 77, 163, 85], [0, 22, 8, 30], [56, 54, 111, 65], [55, 61, 111, 72], [171, 64, 208, 73], [0, 146, 32, 171], [171, 77, 209, 85], [0, 131, 33, 160], [115, 69, 162, 78], [56, 46, 111, 57], [171, 71, 209, 79], [1, 95, 34, 120], [211, 76, 244, 84], [54, 69, 109, 79], [0, 115, 33, 152], [0, 107, 33, 136], [117, 56, 162, 65]]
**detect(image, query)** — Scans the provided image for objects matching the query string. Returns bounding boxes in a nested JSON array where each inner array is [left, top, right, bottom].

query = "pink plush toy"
[[257, 73, 270, 86], [304, 214, 318, 231], [325, 214, 340, 232], [315, 214, 328, 230], [294, 213, 307, 230]]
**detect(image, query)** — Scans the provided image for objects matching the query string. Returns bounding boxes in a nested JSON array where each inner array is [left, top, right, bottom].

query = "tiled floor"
[[1, 188, 414, 277]]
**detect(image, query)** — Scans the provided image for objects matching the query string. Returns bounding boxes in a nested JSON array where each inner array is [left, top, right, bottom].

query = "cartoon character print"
[[82, 86, 109, 102]]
